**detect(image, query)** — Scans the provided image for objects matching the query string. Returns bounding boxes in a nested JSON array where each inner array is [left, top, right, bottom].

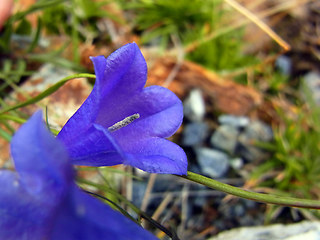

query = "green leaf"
[[27, 17, 43, 53], [15, 19, 32, 35], [0, 127, 12, 141], [0, 73, 95, 114]]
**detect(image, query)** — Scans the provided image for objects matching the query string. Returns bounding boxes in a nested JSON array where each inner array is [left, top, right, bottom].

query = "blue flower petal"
[[0, 111, 71, 239], [10, 110, 72, 195], [58, 43, 147, 145], [51, 186, 158, 240], [111, 85, 183, 141], [94, 124, 187, 174], [1, 112, 158, 239], [64, 125, 124, 166], [125, 138, 188, 174], [0, 170, 53, 239], [58, 43, 188, 174]]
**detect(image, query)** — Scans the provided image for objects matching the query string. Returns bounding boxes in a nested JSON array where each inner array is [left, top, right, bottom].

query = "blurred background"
[[0, 0, 320, 239]]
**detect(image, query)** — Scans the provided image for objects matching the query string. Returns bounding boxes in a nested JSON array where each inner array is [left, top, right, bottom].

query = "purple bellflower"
[[57, 43, 187, 175], [0, 111, 158, 240]]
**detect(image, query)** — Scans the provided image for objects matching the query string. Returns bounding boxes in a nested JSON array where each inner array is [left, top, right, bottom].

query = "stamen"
[[108, 113, 140, 132]]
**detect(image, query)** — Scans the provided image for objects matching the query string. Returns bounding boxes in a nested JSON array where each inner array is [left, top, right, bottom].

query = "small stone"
[[193, 194, 207, 208], [195, 147, 230, 178], [303, 72, 320, 89], [134, 168, 150, 178], [245, 120, 273, 142], [208, 221, 320, 240], [12, 34, 50, 50], [153, 175, 182, 193], [182, 122, 209, 146], [233, 204, 245, 217], [275, 55, 292, 75], [235, 120, 273, 162], [183, 89, 206, 122], [238, 214, 263, 227], [236, 144, 266, 163], [302, 71, 320, 105], [219, 203, 245, 218], [210, 125, 239, 155], [230, 158, 243, 170], [218, 115, 250, 129]]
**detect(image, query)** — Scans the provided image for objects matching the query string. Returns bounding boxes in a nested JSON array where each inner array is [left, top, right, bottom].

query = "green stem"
[[0, 114, 26, 124], [0, 127, 12, 141], [0, 73, 96, 114], [71, 0, 80, 64], [181, 171, 320, 209]]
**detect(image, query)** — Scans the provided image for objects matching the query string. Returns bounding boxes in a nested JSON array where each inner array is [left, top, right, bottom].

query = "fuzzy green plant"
[[121, 0, 217, 47], [250, 86, 320, 220], [120, 0, 257, 73], [0, 0, 121, 98], [186, 29, 258, 72]]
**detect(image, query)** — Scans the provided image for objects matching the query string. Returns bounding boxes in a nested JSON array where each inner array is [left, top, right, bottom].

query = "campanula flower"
[[57, 43, 187, 175], [0, 111, 158, 240]]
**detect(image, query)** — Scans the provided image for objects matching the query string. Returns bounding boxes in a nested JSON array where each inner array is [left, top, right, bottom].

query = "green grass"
[[186, 29, 258, 72], [250, 85, 320, 220], [120, 0, 258, 75], [122, 0, 214, 46]]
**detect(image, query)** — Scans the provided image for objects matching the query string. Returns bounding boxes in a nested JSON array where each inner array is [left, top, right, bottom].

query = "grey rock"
[[182, 122, 209, 146], [242, 120, 273, 142], [233, 204, 245, 217], [219, 203, 245, 218], [302, 71, 320, 105], [134, 168, 150, 178], [195, 148, 230, 178], [193, 194, 207, 208], [236, 120, 273, 162], [183, 89, 206, 122], [237, 214, 258, 227], [153, 174, 182, 193], [211, 117, 273, 162], [12, 34, 50, 49], [229, 158, 243, 170], [208, 221, 320, 240], [275, 55, 292, 75], [210, 125, 239, 155], [218, 115, 250, 129], [235, 144, 269, 163]]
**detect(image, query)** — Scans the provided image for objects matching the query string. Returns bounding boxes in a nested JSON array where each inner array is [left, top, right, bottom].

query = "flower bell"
[[0, 111, 158, 240], [57, 43, 188, 175]]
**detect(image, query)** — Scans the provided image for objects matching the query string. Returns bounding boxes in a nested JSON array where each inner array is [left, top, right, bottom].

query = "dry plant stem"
[[141, 174, 157, 212], [185, 0, 310, 52], [181, 171, 320, 209], [152, 193, 173, 221], [178, 183, 189, 237], [163, 34, 185, 88], [125, 166, 133, 202], [223, 0, 290, 51]]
